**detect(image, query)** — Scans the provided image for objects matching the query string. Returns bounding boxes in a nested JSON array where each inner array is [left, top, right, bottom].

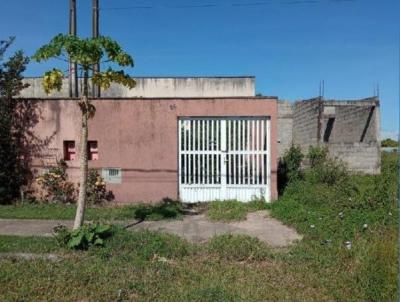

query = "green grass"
[[269, 152, 398, 301], [208, 234, 272, 261], [0, 199, 183, 221], [0, 154, 397, 301], [207, 199, 269, 222], [0, 235, 60, 253], [0, 229, 330, 301]]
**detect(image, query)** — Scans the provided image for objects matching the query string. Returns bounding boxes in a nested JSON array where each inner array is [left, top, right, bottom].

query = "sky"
[[1, 0, 399, 137]]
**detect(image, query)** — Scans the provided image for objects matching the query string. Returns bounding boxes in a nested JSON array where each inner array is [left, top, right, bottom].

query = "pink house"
[[30, 93, 278, 204]]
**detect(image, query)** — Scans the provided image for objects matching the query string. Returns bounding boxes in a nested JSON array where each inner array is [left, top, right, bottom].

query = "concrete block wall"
[[277, 100, 293, 157], [329, 143, 380, 174], [277, 97, 381, 174], [292, 98, 320, 151], [322, 100, 379, 144]]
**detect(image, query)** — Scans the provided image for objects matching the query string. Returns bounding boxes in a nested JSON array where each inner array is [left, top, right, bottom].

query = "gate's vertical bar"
[[178, 119, 182, 190], [196, 120, 200, 184], [204, 120, 208, 185], [261, 119, 265, 185], [239, 120, 242, 185], [246, 119, 250, 184], [211, 120, 214, 184], [221, 120, 227, 198], [266, 118, 271, 201], [188, 120, 192, 184], [179, 119, 188, 184], [233, 120, 236, 184], [227, 120, 231, 185], [256, 120, 259, 185], [252, 120, 256, 185], [216, 119, 219, 185], [201, 120, 204, 185], [206, 119, 211, 184]]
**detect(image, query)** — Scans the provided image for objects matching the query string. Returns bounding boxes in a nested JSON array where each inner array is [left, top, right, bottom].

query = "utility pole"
[[69, 0, 78, 97], [317, 80, 324, 145], [92, 0, 100, 97]]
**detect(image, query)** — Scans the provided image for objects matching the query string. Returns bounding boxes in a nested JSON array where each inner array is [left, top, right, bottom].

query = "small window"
[[88, 141, 98, 160], [64, 141, 76, 161], [102, 168, 122, 184]]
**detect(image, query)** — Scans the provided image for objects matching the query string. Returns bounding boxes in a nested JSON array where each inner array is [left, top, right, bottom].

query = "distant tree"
[[33, 34, 136, 229], [0, 37, 30, 204], [381, 138, 397, 148]]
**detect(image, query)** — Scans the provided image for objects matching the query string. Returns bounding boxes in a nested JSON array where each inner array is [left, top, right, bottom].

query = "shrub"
[[54, 223, 113, 250], [305, 147, 349, 186], [36, 160, 76, 203], [307, 145, 328, 168], [278, 145, 304, 194], [86, 169, 114, 205], [282, 145, 304, 180], [208, 234, 270, 261], [306, 157, 349, 186]]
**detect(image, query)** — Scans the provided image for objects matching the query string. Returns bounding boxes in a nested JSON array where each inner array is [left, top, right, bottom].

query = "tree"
[[381, 138, 397, 148], [0, 37, 30, 203], [33, 34, 136, 229]]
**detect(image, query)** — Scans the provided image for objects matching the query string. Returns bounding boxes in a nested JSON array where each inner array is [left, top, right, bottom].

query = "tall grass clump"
[[272, 149, 397, 300]]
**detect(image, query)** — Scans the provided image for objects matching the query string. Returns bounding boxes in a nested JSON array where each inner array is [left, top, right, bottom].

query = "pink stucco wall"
[[32, 97, 278, 203]]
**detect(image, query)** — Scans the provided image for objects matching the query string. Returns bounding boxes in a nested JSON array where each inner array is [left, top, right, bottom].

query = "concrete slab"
[[133, 210, 302, 247], [0, 219, 73, 237], [0, 211, 302, 247]]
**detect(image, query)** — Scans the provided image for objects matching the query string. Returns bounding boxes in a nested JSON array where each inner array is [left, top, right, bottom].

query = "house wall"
[[31, 97, 278, 203], [20, 77, 255, 98]]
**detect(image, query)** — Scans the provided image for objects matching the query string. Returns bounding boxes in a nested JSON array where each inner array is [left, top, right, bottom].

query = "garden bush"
[[37, 163, 114, 205], [86, 169, 114, 205], [36, 160, 76, 203]]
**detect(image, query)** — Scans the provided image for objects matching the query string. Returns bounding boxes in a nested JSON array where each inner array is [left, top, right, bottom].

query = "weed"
[[208, 234, 271, 261], [54, 223, 113, 250], [207, 200, 248, 221]]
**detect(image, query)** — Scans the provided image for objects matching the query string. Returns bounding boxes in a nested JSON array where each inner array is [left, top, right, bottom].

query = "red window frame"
[[64, 141, 76, 161], [88, 141, 98, 160]]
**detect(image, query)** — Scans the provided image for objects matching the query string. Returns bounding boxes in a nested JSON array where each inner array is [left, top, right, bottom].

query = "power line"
[[100, 0, 356, 11]]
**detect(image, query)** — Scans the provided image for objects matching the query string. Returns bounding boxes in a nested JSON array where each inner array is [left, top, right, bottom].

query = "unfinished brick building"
[[278, 97, 380, 174]]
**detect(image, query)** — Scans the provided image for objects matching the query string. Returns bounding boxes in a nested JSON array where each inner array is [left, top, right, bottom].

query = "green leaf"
[[95, 224, 111, 235], [85, 231, 95, 243], [93, 238, 104, 246], [68, 233, 85, 249], [33, 34, 136, 94]]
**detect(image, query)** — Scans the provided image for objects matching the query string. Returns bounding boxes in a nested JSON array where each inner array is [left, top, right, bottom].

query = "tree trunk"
[[73, 70, 89, 230]]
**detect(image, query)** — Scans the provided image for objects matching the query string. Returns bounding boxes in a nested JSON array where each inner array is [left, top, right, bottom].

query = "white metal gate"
[[178, 117, 270, 203]]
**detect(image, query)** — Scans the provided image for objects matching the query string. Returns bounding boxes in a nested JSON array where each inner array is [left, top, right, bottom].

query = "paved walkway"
[[0, 211, 302, 247]]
